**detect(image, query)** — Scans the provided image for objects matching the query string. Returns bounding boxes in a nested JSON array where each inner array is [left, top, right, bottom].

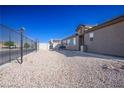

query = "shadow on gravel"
[[55, 50, 124, 62]]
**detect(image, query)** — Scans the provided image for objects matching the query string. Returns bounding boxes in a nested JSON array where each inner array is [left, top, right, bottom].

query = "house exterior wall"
[[84, 21, 124, 57], [65, 36, 79, 51]]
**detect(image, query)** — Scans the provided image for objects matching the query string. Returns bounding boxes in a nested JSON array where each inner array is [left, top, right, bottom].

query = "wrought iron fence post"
[[9, 28, 11, 62], [35, 39, 38, 52], [20, 27, 25, 64]]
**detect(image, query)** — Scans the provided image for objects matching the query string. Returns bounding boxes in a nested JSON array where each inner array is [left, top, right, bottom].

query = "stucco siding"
[[66, 36, 79, 51], [84, 21, 124, 57], [66, 45, 78, 50]]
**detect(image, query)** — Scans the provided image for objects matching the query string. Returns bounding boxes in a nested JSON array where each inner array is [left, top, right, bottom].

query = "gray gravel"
[[0, 50, 124, 88]]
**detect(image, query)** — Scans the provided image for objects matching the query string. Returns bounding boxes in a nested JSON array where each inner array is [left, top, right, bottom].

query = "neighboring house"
[[62, 15, 124, 57], [48, 39, 61, 50], [52, 39, 61, 49]]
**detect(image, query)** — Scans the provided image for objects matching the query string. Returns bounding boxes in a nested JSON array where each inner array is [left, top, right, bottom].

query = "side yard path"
[[0, 50, 124, 88]]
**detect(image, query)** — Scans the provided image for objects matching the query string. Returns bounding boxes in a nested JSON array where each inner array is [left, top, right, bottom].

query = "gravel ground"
[[0, 50, 124, 88]]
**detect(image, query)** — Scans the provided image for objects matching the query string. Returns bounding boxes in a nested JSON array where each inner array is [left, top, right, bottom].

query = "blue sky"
[[0, 5, 124, 43]]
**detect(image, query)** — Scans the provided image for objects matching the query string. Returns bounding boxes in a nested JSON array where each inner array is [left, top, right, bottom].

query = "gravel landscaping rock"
[[0, 50, 124, 88]]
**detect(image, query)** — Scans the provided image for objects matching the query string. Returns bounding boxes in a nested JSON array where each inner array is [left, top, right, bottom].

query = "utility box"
[[80, 45, 84, 52], [80, 45, 87, 52]]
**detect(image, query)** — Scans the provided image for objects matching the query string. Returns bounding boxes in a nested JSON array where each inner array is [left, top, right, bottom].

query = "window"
[[73, 38, 76, 45], [67, 37, 76, 46], [89, 32, 94, 41], [90, 37, 93, 41]]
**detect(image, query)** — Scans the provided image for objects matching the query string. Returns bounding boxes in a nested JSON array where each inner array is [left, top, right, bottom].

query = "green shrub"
[[4, 41, 15, 47], [24, 43, 30, 49]]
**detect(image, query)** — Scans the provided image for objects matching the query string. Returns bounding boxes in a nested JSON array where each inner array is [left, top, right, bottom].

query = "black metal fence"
[[0, 24, 38, 65]]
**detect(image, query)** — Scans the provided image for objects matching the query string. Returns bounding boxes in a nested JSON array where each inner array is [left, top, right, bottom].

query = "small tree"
[[4, 41, 15, 48], [24, 43, 30, 49]]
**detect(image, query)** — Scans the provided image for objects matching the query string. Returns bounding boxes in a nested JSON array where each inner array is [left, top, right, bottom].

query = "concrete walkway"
[[0, 50, 124, 88]]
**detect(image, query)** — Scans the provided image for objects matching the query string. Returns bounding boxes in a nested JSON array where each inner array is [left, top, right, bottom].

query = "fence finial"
[[20, 27, 25, 32]]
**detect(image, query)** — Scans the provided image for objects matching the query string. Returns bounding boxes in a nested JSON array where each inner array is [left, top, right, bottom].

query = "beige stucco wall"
[[66, 36, 79, 51], [66, 45, 78, 50], [84, 21, 124, 57]]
